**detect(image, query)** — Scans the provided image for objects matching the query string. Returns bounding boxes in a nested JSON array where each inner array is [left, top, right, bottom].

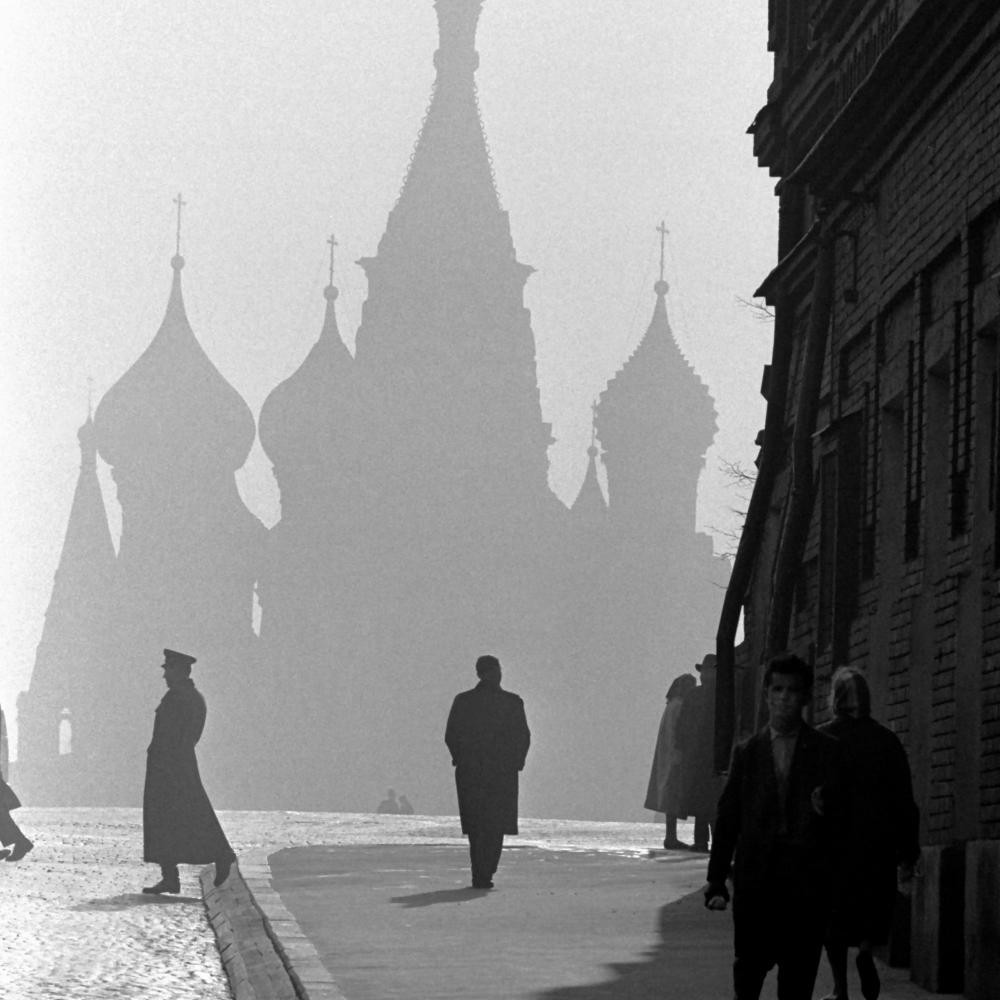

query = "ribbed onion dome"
[[597, 279, 717, 457], [95, 255, 255, 471], [258, 283, 356, 466]]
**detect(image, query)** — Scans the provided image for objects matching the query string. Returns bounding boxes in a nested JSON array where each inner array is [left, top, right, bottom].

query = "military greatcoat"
[[445, 680, 530, 836], [143, 678, 232, 864]]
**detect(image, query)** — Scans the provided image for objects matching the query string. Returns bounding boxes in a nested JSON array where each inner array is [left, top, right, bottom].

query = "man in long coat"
[[142, 648, 235, 894], [445, 655, 530, 889], [705, 652, 846, 1000]]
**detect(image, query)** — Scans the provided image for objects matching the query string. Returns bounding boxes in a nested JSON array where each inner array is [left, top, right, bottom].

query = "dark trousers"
[[0, 809, 26, 847], [468, 827, 504, 884], [732, 883, 830, 1000]]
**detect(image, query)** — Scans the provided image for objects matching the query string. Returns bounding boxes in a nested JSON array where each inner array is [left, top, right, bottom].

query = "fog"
[[2, 0, 775, 820]]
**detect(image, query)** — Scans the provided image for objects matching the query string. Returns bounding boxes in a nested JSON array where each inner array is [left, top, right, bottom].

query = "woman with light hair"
[[644, 672, 698, 849], [818, 666, 920, 1000]]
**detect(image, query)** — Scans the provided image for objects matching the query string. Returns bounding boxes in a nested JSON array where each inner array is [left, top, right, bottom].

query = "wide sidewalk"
[[213, 842, 960, 1000]]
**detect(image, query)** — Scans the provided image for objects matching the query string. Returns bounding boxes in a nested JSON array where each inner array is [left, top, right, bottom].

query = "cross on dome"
[[656, 219, 670, 295], [173, 193, 187, 267]]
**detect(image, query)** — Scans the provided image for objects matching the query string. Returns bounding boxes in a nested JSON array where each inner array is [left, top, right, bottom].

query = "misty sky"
[[1, 1, 776, 733]]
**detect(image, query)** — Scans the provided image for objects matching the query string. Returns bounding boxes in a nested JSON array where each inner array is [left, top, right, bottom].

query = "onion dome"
[[258, 278, 356, 470], [94, 254, 255, 472], [600, 278, 717, 452], [597, 224, 717, 475]]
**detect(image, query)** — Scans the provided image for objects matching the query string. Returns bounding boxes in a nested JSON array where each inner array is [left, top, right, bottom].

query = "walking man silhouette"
[[445, 655, 530, 889]]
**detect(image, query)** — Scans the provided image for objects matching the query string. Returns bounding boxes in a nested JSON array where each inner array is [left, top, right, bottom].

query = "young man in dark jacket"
[[705, 652, 846, 1000]]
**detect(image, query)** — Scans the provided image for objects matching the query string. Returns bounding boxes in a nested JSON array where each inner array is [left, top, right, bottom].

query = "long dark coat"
[[445, 681, 530, 836], [143, 678, 232, 864], [707, 724, 846, 902], [675, 680, 724, 819], [818, 714, 920, 944]]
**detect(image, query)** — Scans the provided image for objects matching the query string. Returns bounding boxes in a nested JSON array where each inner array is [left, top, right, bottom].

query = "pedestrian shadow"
[[390, 887, 491, 908], [72, 892, 202, 911], [531, 892, 732, 999]]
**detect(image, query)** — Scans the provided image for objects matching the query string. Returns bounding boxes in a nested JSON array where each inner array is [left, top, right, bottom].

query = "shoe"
[[689, 842, 710, 852], [213, 855, 234, 887], [662, 838, 689, 850], [142, 877, 181, 895], [857, 951, 880, 1000], [6, 839, 33, 861], [0, 849, 9, 861], [471, 879, 494, 889]]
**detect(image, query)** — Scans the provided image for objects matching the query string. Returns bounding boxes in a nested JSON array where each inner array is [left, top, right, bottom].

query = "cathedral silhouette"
[[15, 0, 727, 821]]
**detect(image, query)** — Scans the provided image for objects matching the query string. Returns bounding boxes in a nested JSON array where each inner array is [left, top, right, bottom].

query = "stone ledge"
[[201, 847, 349, 1000]]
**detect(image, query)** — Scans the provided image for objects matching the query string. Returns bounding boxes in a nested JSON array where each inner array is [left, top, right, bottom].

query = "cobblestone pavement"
[[0, 807, 683, 1000]]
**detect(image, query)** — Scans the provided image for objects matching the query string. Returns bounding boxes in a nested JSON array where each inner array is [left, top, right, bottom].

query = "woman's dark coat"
[[818, 714, 920, 944], [143, 678, 232, 864], [445, 680, 530, 836]]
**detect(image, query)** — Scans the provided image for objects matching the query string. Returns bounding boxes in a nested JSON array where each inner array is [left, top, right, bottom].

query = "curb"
[[201, 847, 347, 1000]]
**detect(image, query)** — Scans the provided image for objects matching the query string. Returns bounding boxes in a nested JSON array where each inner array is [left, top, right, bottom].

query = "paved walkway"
[[227, 843, 961, 1000]]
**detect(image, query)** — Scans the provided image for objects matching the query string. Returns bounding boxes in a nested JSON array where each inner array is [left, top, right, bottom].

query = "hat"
[[696, 653, 718, 672], [162, 648, 197, 668]]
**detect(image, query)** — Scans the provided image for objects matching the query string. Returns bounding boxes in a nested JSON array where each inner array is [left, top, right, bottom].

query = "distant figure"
[[398, 794, 415, 815], [705, 652, 846, 1000], [0, 703, 32, 862], [142, 649, 236, 895], [818, 666, 920, 1000], [377, 789, 401, 814], [676, 654, 724, 851], [445, 654, 530, 889], [644, 672, 697, 848]]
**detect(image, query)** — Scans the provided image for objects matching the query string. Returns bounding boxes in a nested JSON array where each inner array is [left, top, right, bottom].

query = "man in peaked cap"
[[141, 648, 236, 894]]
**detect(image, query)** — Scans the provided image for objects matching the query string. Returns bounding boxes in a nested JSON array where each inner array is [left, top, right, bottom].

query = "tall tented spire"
[[16, 409, 117, 803], [368, 0, 522, 271]]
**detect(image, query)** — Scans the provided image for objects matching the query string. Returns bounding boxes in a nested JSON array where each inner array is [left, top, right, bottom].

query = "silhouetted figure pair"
[[0, 706, 32, 862], [445, 655, 530, 889], [376, 790, 415, 814], [377, 789, 401, 814], [818, 666, 919, 1000], [705, 653, 847, 1000], [644, 672, 696, 848], [142, 649, 235, 895]]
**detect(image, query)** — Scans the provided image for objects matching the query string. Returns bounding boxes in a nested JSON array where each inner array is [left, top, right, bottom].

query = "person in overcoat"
[[445, 654, 530, 889], [142, 648, 236, 894], [644, 672, 697, 848], [676, 654, 725, 851], [0, 703, 32, 862], [818, 666, 919, 1000], [704, 652, 847, 1000]]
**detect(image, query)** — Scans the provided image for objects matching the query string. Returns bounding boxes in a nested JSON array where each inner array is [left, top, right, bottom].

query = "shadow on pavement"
[[533, 892, 732, 1000], [72, 892, 202, 911], [390, 887, 492, 908]]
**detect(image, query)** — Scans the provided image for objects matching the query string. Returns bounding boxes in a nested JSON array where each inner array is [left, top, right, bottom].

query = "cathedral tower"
[[16, 411, 116, 804], [255, 0, 562, 811], [93, 219, 265, 804]]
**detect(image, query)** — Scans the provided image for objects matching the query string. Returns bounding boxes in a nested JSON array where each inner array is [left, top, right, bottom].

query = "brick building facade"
[[718, 3, 1000, 996]]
